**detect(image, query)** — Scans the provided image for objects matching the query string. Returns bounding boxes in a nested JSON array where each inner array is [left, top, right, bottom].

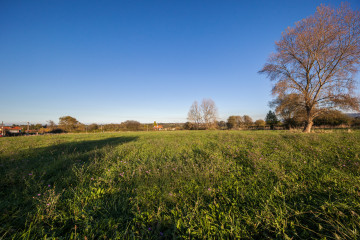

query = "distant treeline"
[[10, 117, 184, 134], [184, 110, 360, 131], [8, 110, 360, 135]]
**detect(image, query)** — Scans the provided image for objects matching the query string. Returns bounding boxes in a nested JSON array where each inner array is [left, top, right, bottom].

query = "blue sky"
[[1, 0, 359, 124]]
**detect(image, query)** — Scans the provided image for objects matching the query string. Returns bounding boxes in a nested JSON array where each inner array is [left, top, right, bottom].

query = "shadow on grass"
[[1, 136, 137, 161], [0, 136, 138, 238], [0, 136, 138, 199]]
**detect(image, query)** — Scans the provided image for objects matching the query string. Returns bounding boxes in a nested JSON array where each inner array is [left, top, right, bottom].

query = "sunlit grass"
[[1, 130, 360, 239]]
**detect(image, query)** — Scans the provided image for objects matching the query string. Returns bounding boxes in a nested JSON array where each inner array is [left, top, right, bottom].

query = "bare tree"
[[201, 98, 218, 129], [259, 4, 360, 132], [187, 101, 202, 129], [188, 99, 218, 129]]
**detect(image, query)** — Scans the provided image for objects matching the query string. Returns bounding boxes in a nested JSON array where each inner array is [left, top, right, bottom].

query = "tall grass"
[[1, 131, 359, 239]]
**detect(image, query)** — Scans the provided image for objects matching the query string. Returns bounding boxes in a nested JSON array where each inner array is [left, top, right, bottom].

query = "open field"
[[1, 130, 360, 239]]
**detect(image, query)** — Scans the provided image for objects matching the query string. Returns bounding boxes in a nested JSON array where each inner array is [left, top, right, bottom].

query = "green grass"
[[1, 130, 360, 239]]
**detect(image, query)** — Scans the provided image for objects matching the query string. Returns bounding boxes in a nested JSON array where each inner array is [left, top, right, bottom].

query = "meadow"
[[0, 130, 360, 239]]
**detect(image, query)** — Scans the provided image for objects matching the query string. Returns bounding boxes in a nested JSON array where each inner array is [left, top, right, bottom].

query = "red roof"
[[2, 126, 22, 130]]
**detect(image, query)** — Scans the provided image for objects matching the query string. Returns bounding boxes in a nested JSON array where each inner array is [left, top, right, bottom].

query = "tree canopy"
[[265, 111, 279, 130], [59, 116, 80, 132], [226, 116, 243, 129]]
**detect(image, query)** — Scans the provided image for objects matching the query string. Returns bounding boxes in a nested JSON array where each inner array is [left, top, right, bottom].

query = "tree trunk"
[[303, 107, 314, 133], [303, 120, 313, 133], [303, 109, 313, 133]]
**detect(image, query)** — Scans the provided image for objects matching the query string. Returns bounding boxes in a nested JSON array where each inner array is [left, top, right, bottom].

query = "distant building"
[[0, 126, 22, 136], [153, 125, 163, 130]]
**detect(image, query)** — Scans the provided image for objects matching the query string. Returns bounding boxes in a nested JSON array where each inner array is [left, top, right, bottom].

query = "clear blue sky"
[[1, 0, 359, 124]]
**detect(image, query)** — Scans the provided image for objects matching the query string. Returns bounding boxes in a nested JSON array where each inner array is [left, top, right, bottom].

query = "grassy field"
[[1, 130, 360, 239]]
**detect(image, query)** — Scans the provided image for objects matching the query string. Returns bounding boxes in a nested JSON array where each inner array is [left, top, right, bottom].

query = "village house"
[[0, 126, 22, 136], [153, 125, 163, 130]]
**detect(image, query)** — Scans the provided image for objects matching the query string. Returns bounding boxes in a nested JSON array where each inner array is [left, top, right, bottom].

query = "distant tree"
[[123, 120, 141, 131], [183, 122, 194, 130], [313, 110, 352, 127], [59, 116, 79, 132], [351, 117, 360, 127], [265, 111, 279, 130], [226, 116, 243, 129], [76, 123, 86, 132], [270, 93, 305, 129], [187, 99, 218, 129], [88, 123, 99, 131], [217, 121, 227, 129], [39, 127, 51, 134], [47, 120, 56, 130], [34, 124, 43, 130], [103, 124, 123, 131], [255, 119, 266, 128], [243, 115, 253, 127], [187, 101, 202, 129], [201, 99, 218, 129], [226, 116, 236, 129], [259, 4, 360, 132]]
